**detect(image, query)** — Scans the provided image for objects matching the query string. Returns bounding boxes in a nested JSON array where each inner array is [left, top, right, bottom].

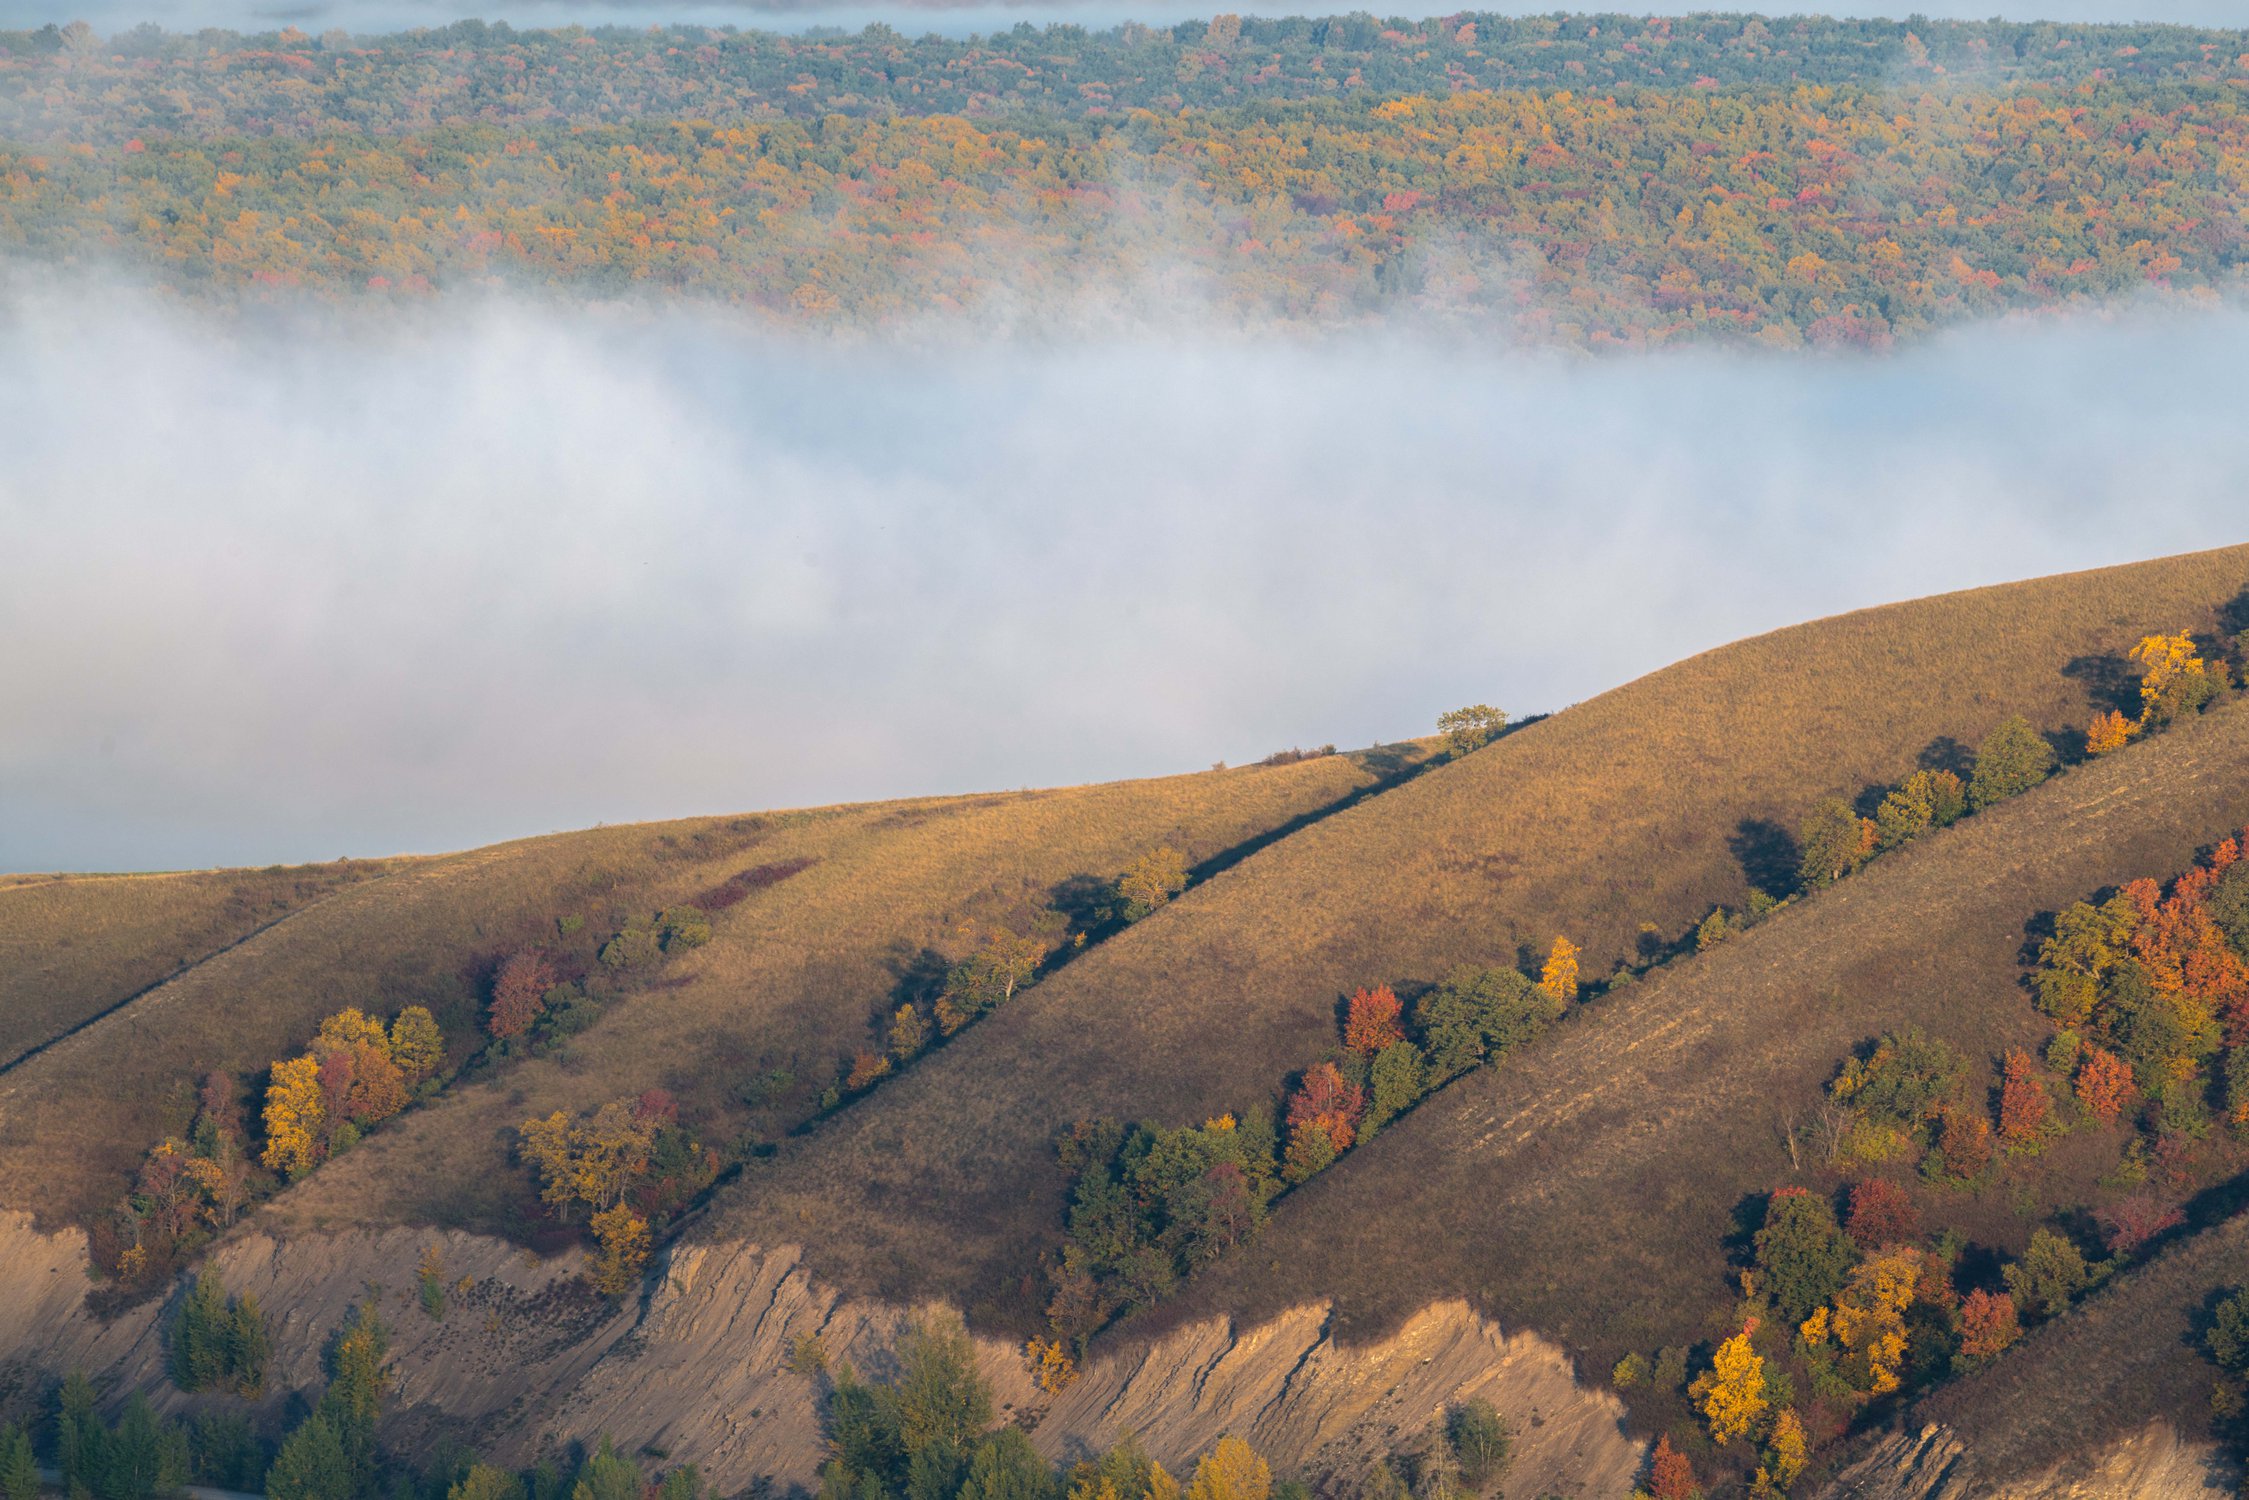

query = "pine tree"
[[267, 1419, 353, 1500], [170, 1276, 229, 1392], [569, 1440, 641, 1500], [57, 1372, 107, 1498], [0, 1423, 40, 1500], [228, 1292, 272, 1398]]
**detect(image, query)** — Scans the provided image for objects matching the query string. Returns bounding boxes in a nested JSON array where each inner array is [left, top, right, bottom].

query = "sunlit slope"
[[0, 862, 391, 1068], [1174, 699, 2249, 1380], [708, 545, 2249, 1320], [259, 755, 1388, 1237]]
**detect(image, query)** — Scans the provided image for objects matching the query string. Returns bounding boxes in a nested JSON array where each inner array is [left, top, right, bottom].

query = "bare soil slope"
[[709, 545, 2249, 1323]]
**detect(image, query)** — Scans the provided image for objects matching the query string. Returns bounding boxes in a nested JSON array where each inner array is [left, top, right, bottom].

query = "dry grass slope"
[[256, 753, 1391, 1237], [1171, 698, 2249, 1410], [0, 862, 394, 1068], [708, 544, 2249, 1326]]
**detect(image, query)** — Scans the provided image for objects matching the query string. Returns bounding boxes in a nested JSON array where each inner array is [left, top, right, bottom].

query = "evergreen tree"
[[0, 1423, 40, 1500], [1969, 715, 2056, 810], [317, 1300, 390, 1485], [568, 1440, 641, 1500], [958, 1430, 1054, 1500], [57, 1372, 108, 1499], [448, 1465, 527, 1500], [170, 1277, 230, 1392], [227, 1293, 272, 1398], [267, 1419, 354, 1500]]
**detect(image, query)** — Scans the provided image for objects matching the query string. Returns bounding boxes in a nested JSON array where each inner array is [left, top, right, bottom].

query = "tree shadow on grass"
[[2065, 652, 2139, 719], [1731, 818, 1801, 899]]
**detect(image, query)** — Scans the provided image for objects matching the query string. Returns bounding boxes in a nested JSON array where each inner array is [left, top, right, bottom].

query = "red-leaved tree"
[[489, 950, 559, 1040], [1845, 1177, 1921, 1249]]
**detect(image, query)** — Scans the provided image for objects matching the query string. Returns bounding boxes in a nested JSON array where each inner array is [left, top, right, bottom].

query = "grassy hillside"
[[0, 754, 1381, 1233], [704, 545, 2249, 1327], [243, 753, 1395, 1239], [0, 862, 393, 1069], [1170, 696, 2249, 1349]]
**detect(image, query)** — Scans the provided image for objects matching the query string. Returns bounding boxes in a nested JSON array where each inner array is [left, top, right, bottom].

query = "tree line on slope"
[[1619, 628, 2249, 1497], [1026, 615, 2248, 1496], [4, 81, 2246, 345]]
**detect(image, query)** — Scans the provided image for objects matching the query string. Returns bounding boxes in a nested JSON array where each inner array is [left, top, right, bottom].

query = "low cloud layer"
[[4, 287, 2245, 871]]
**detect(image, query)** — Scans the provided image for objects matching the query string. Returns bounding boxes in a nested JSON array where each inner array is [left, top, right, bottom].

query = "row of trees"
[[1046, 948, 1576, 1348], [3, 79, 2245, 345], [838, 848, 1190, 1106]]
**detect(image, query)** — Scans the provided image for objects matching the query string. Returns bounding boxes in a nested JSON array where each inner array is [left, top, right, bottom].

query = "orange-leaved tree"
[[2075, 1046, 2137, 1124], [1343, 985, 1405, 1052], [1997, 1048, 2051, 1144]]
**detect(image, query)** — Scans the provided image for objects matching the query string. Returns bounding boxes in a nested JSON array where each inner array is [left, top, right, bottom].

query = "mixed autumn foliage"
[[1610, 630, 2249, 1494], [3, 17, 2249, 341]]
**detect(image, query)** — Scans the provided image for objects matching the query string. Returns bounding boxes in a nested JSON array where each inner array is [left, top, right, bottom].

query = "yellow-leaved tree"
[[388, 1006, 444, 1083], [1689, 1324, 1768, 1443], [588, 1205, 650, 1296], [1184, 1438, 1269, 1500], [2130, 632, 2223, 727], [1757, 1408, 1809, 1494], [1802, 1249, 1920, 1395], [261, 1056, 326, 1176], [2086, 709, 2138, 757], [1539, 936, 1581, 1006]]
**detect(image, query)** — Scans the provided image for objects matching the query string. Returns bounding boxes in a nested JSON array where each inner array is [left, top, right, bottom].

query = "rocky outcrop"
[[1824, 1421, 2238, 1500]]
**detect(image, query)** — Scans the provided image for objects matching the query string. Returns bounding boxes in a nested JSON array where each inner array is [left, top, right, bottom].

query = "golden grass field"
[[701, 545, 2249, 1329], [91, 753, 1386, 1239], [0, 862, 394, 1069]]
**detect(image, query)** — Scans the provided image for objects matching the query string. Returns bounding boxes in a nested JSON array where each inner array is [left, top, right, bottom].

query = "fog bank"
[[4, 290, 2244, 871]]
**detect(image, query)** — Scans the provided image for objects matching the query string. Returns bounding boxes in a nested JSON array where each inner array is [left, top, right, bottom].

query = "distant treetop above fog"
[[3, 11, 2247, 134]]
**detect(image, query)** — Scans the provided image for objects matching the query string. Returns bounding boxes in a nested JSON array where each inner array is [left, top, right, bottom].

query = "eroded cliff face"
[[1824, 1422, 2239, 1500], [553, 1241, 1641, 1497], [0, 1219, 1637, 1497], [0, 1211, 618, 1437]]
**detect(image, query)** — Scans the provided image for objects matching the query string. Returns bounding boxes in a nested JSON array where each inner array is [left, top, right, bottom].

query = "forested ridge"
[[7, 13, 2249, 135], [5, 73, 2249, 342]]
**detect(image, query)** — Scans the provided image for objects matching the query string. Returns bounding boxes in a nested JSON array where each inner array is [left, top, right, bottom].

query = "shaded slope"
[[1824, 1212, 2249, 1496], [262, 754, 1389, 1237], [707, 544, 2249, 1320], [1168, 698, 2249, 1391], [0, 862, 392, 1067]]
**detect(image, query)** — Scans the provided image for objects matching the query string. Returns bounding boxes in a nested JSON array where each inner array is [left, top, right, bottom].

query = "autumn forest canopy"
[[4, 11, 2249, 343]]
